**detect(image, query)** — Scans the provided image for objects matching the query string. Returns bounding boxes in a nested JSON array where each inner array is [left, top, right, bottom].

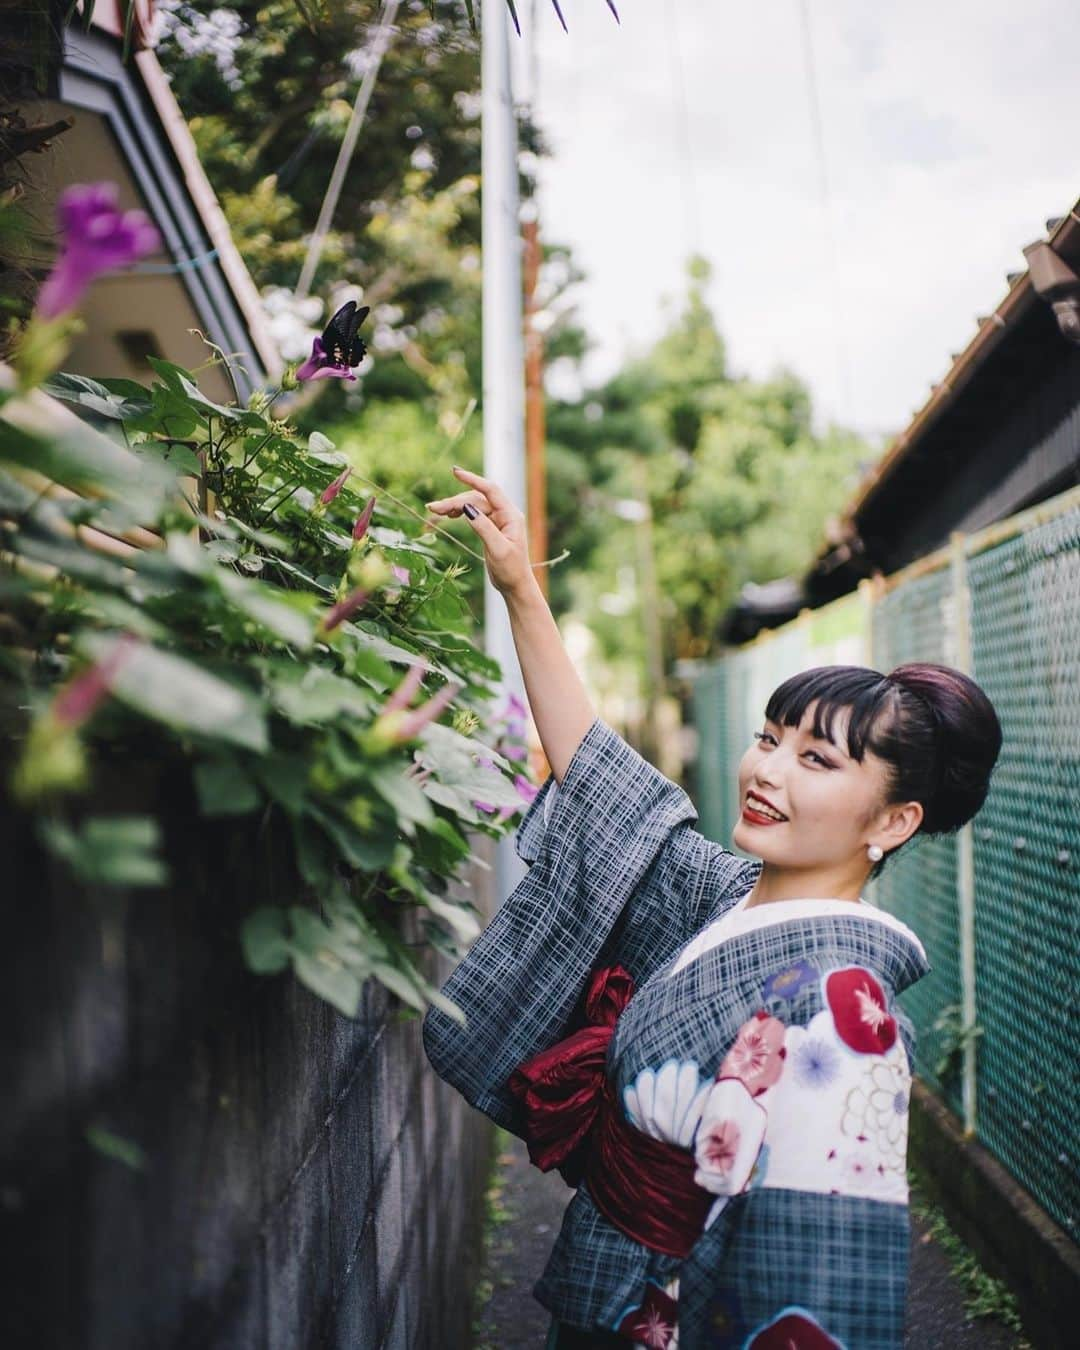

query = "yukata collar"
[[714, 867, 932, 996]]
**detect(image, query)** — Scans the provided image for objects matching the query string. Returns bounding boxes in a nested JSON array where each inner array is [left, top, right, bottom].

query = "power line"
[[663, 0, 701, 262], [294, 0, 401, 302], [797, 0, 853, 427]]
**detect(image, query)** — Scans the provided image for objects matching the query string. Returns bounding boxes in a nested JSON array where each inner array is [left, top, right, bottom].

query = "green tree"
[[544, 257, 870, 673]]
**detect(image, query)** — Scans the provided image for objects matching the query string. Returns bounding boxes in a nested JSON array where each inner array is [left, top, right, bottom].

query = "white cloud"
[[510, 0, 1080, 438]]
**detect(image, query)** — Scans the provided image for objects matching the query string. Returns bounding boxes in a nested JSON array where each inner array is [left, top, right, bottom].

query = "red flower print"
[[824, 967, 897, 1055], [699, 1117, 741, 1174], [719, 1010, 787, 1095], [748, 1307, 846, 1349], [617, 1282, 678, 1347]]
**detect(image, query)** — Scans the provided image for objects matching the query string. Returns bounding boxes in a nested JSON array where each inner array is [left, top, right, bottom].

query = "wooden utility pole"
[[632, 456, 665, 765], [522, 214, 548, 597]]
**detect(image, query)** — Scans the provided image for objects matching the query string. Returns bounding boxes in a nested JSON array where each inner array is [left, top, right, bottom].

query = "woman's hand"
[[426, 466, 535, 598]]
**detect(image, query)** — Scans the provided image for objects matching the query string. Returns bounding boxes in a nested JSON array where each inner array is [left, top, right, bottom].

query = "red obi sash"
[[506, 964, 714, 1259]]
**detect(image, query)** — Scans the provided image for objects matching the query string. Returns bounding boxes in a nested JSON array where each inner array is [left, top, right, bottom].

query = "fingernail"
[[462, 503, 477, 520]]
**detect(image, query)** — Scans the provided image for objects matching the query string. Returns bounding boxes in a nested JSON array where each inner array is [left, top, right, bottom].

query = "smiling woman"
[[422, 471, 1004, 1350], [733, 663, 1003, 908]]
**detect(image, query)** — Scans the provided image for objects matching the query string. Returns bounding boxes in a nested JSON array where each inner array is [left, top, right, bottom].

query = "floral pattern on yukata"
[[615, 963, 913, 1341], [746, 1307, 847, 1349], [616, 1276, 681, 1348]]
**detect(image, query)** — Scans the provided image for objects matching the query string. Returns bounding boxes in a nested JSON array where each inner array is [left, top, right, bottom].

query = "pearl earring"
[[867, 844, 884, 862]]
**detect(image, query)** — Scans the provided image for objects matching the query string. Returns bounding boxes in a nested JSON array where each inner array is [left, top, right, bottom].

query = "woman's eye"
[[753, 731, 830, 766]]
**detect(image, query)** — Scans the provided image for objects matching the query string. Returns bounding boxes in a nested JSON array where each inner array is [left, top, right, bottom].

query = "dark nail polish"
[[462, 503, 477, 520]]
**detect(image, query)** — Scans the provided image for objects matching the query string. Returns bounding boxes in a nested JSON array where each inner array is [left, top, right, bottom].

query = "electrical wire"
[[294, 0, 401, 301], [663, 0, 701, 262], [797, 0, 853, 425]]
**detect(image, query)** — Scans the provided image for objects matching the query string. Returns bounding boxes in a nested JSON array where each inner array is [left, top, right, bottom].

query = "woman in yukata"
[[422, 467, 1003, 1350]]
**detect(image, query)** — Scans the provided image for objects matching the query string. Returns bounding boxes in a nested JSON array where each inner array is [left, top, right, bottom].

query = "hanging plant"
[[0, 180, 536, 1023]]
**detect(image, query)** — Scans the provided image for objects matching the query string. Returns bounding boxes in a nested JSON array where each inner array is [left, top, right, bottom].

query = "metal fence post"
[[949, 530, 978, 1137]]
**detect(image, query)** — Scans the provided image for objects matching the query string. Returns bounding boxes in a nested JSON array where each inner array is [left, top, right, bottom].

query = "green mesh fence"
[[869, 568, 965, 1122], [966, 509, 1080, 1239], [688, 488, 1080, 1242]]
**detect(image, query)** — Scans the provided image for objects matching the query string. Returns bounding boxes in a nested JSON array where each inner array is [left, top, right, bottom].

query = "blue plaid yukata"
[[423, 719, 932, 1350]]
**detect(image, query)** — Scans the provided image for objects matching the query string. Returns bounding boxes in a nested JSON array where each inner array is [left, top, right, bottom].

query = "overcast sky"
[[507, 0, 1080, 441]]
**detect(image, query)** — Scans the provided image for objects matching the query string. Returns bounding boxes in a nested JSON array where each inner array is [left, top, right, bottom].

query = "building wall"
[[1, 755, 496, 1349]]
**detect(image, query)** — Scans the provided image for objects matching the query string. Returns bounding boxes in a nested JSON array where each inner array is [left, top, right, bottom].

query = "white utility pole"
[[482, 0, 528, 902]]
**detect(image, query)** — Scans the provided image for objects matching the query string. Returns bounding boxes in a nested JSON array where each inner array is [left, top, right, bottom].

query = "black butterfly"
[[321, 300, 370, 371]]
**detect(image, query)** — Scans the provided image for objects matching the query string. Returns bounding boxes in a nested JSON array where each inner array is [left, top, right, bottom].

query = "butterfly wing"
[[322, 301, 370, 368]]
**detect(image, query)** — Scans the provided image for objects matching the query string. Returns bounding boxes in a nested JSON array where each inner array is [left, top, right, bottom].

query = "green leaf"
[[38, 815, 169, 887], [193, 758, 262, 816], [419, 779, 483, 822], [420, 890, 480, 942], [145, 355, 195, 392], [350, 626, 457, 682], [177, 373, 243, 422], [370, 765, 435, 834], [85, 1123, 147, 1171], [266, 664, 375, 725], [285, 905, 370, 1017], [77, 593, 171, 641], [216, 571, 316, 648], [305, 801, 398, 871], [76, 632, 270, 753], [422, 984, 467, 1028], [0, 410, 174, 514], [416, 815, 471, 864], [415, 723, 518, 807], [157, 444, 202, 476], [43, 372, 147, 421], [293, 951, 364, 1017], [252, 752, 310, 814], [240, 907, 291, 973], [307, 431, 336, 456], [290, 814, 336, 889], [371, 961, 426, 1012]]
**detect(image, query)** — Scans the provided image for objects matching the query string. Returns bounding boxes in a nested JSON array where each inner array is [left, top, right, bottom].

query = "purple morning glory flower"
[[504, 692, 529, 723], [762, 959, 818, 1003], [36, 183, 160, 320], [473, 769, 538, 823], [296, 335, 358, 382]]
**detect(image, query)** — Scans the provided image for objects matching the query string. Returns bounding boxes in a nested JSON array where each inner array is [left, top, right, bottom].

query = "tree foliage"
[[544, 258, 871, 674]]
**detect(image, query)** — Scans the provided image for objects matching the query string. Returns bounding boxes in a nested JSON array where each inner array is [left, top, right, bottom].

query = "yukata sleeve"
[[421, 717, 751, 1133]]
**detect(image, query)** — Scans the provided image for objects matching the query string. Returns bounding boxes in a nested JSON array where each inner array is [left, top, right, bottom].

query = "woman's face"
[[731, 699, 921, 873]]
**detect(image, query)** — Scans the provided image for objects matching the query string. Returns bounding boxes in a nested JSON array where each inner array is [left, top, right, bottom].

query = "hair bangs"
[[763, 665, 892, 763]]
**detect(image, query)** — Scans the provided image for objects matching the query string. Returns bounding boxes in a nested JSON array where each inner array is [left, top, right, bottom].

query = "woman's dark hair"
[[762, 662, 1003, 878]]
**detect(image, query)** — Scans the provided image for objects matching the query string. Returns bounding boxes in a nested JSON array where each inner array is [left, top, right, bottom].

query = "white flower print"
[[693, 1078, 768, 1195], [623, 1059, 711, 1147], [840, 1046, 911, 1172]]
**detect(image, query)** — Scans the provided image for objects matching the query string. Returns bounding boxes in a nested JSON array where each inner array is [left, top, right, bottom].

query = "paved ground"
[[473, 1133, 1029, 1350]]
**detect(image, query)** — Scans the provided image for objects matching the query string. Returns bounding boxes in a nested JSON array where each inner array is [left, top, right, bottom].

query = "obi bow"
[[507, 964, 714, 1258]]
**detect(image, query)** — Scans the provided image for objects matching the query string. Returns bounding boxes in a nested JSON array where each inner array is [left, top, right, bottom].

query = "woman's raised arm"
[[426, 466, 595, 783]]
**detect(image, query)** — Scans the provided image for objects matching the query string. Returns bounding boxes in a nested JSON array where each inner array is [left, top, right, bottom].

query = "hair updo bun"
[[883, 662, 1003, 836]]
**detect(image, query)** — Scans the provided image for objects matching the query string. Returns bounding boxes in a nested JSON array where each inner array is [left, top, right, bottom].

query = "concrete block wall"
[[1, 758, 495, 1349]]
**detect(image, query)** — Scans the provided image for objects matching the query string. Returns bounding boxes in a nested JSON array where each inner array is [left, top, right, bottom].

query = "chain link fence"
[[688, 484, 1080, 1241]]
